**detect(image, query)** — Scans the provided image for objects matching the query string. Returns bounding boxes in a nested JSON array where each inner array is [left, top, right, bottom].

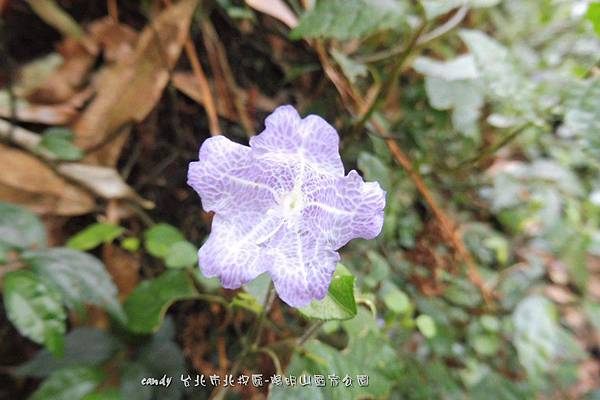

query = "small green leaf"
[[121, 237, 140, 252], [299, 264, 357, 320], [67, 223, 126, 250], [330, 48, 368, 84], [3, 270, 66, 357], [29, 366, 104, 400], [472, 334, 500, 356], [22, 248, 126, 323], [124, 270, 197, 333], [586, 2, 600, 37], [383, 287, 411, 314], [0, 201, 47, 251], [164, 240, 198, 268], [416, 314, 437, 338], [357, 152, 391, 190], [144, 223, 185, 258], [37, 127, 84, 161], [291, 0, 406, 40]]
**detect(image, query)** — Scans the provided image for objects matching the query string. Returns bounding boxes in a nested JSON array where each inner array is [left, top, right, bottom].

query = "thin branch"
[[161, 0, 221, 135]]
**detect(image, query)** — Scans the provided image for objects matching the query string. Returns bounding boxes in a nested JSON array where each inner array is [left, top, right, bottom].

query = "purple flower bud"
[[187, 105, 386, 307]]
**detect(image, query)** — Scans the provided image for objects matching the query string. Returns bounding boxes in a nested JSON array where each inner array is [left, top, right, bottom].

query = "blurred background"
[[0, 0, 599, 399]]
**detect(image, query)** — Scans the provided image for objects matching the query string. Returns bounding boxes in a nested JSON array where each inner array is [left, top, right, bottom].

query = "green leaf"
[[82, 388, 123, 400], [357, 152, 391, 190], [22, 248, 126, 323], [29, 366, 104, 400], [37, 127, 84, 161], [270, 329, 397, 399], [382, 285, 411, 314], [586, 2, 600, 37], [299, 264, 357, 320], [416, 314, 437, 338], [121, 237, 140, 252], [67, 223, 126, 250], [421, 0, 500, 19], [291, 0, 406, 40], [124, 270, 197, 333], [17, 327, 122, 378], [563, 78, 600, 149], [164, 240, 198, 268], [330, 49, 368, 84], [243, 272, 271, 305], [143, 223, 185, 258], [513, 295, 559, 386], [3, 270, 66, 357], [0, 201, 47, 251]]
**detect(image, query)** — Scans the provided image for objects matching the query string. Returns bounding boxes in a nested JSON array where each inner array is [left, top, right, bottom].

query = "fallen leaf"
[[57, 163, 153, 208], [0, 143, 95, 215], [72, 0, 198, 166], [172, 72, 279, 120], [102, 243, 140, 301], [246, 0, 298, 29], [26, 38, 98, 104], [87, 17, 138, 63], [0, 92, 77, 125]]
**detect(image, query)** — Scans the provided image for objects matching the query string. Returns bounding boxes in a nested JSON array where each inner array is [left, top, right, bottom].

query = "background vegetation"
[[1, 0, 599, 398]]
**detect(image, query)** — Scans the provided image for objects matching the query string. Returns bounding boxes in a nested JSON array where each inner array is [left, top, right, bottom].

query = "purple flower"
[[187, 105, 386, 307]]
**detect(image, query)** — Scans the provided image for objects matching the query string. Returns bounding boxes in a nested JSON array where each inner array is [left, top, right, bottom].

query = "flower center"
[[280, 185, 305, 215]]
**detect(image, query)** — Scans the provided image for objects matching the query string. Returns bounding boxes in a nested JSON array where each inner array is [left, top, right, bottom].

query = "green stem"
[[211, 282, 276, 400], [26, 0, 84, 39], [297, 320, 325, 346]]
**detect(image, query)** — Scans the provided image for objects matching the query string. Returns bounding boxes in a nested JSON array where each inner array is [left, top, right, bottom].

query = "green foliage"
[[29, 366, 104, 400], [299, 264, 357, 320], [22, 248, 126, 323], [0, 201, 47, 253], [291, 0, 406, 40], [16, 327, 122, 378], [67, 223, 126, 250], [3, 270, 66, 357], [124, 270, 197, 333], [37, 127, 84, 161]]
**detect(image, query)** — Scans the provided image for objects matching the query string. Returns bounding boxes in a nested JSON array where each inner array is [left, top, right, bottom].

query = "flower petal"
[[265, 226, 340, 307], [250, 105, 344, 176], [302, 170, 386, 249], [187, 136, 278, 217], [199, 214, 282, 288]]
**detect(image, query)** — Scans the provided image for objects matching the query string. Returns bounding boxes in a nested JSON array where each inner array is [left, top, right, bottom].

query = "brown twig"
[[161, 0, 221, 136], [201, 19, 254, 135], [107, 0, 119, 22], [312, 38, 493, 304]]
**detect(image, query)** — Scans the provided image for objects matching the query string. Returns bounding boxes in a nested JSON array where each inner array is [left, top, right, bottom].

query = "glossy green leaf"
[[3, 270, 66, 356], [22, 248, 125, 323], [299, 264, 357, 320], [586, 2, 600, 37], [67, 223, 126, 250], [0, 201, 46, 251], [29, 366, 104, 400], [124, 270, 197, 333]]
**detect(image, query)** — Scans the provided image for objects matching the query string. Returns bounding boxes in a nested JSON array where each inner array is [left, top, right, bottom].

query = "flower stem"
[[210, 282, 276, 400], [297, 320, 325, 346]]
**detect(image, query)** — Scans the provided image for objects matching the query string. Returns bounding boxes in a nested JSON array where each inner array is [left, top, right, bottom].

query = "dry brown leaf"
[[26, 37, 98, 104], [88, 17, 138, 63], [0, 143, 95, 215], [57, 163, 153, 208], [0, 96, 77, 125], [245, 0, 298, 29], [72, 0, 198, 166], [172, 72, 279, 120]]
